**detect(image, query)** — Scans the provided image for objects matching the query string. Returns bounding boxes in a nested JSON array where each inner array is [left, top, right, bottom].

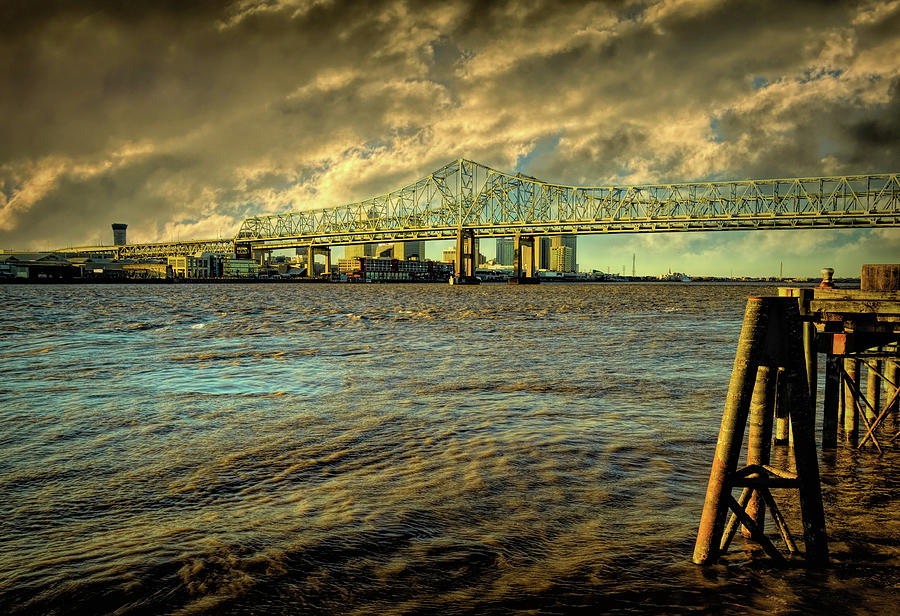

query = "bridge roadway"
[[67, 159, 900, 260]]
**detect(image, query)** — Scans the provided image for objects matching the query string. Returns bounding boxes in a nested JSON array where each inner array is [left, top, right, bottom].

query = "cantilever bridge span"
[[74, 159, 899, 260], [234, 159, 900, 254]]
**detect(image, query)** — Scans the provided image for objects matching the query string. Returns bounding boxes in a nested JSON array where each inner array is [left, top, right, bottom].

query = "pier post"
[[743, 365, 776, 537], [865, 358, 881, 426], [694, 297, 828, 567], [774, 368, 790, 446], [693, 298, 767, 565], [822, 354, 841, 449], [306, 244, 314, 277], [843, 358, 859, 444], [323, 248, 331, 275], [779, 298, 828, 567], [890, 359, 899, 419]]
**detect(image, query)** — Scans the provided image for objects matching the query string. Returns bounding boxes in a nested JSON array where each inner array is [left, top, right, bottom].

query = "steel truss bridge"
[[69, 159, 899, 259]]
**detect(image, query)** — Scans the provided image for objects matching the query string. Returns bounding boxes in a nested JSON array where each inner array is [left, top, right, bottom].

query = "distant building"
[[539, 236, 551, 269], [338, 257, 451, 282], [166, 253, 222, 278], [496, 237, 514, 266], [393, 240, 425, 261], [549, 245, 574, 272], [442, 241, 485, 265], [112, 223, 127, 246], [221, 256, 259, 277], [550, 235, 577, 272], [123, 263, 171, 279], [345, 244, 377, 259]]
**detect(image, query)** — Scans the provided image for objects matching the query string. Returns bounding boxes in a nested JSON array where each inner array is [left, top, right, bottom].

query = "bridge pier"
[[451, 228, 480, 285], [252, 249, 270, 268], [305, 245, 331, 278], [509, 234, 539, 284]]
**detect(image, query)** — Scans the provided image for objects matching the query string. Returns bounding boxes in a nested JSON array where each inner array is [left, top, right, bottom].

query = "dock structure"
[[693, 264, 899, 568]]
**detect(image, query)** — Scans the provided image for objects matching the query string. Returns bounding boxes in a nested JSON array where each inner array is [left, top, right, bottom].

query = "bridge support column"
[[303, 246, 331, 278], [509, 234, 539, 284], [452, 228, 479, 285], [252, 250, 269, 267]]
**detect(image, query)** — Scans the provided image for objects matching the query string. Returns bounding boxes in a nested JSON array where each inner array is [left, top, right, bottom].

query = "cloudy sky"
[[1, 0, 898, 276]]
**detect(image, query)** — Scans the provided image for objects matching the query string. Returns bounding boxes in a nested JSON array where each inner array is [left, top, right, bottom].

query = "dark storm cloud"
[[1, 0, 898, 256]]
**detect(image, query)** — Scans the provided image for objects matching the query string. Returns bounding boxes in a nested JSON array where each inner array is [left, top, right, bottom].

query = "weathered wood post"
[[743, 365, 776, 537], [843, 358, 859, 444], [693, 297, 767, 565], [693, 297, 828, 567], [865, 358, 881, 426], [890, 359, 900, 420], [779, 297, 829, 566], [774, 367, 790, 446], [822, 354, 841, 449]]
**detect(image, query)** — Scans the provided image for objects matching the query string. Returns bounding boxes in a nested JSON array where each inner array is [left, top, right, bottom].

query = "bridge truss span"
[[236, 160, 900, 248]]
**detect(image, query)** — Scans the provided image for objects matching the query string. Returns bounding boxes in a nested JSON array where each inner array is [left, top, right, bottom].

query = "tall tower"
[[550, 235, 577, 272], [496, 237, 514, 265], [112, 223, 127, 246]]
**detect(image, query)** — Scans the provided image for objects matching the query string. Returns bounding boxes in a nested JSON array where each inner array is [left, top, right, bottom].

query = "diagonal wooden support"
[[841, 366, 883, 453], [726, 494, 787, 564], [859, 385, 900, 448], [758, 487, 798, 553], [720, 487, 753, 553]]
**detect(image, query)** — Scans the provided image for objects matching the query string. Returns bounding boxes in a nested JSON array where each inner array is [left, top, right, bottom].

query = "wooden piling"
[[778, 298, 829, 567], [843, 358, 859, 444], [774, 367, 790, 446], [822, 354, 841, 449], [743, 365, 776, 538], [692, 298, 768, 565], [865, 359, 881, 426], [890, 359, 899, 419]]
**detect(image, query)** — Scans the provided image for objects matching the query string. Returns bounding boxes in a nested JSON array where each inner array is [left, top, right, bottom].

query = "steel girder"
[[66, 240, 235, 260], [235, 159, 900, 249]]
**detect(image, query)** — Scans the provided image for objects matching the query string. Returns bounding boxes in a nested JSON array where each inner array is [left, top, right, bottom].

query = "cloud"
[[0, 0, 897, 274]]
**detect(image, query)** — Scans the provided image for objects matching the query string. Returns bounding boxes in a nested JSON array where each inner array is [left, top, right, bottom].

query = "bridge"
[[68, 159, 900, 276]]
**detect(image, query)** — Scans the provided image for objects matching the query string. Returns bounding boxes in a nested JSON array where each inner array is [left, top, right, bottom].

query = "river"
[[1, 282, 897, 614]]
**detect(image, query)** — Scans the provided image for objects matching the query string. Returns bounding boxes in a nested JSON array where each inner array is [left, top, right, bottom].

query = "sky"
[[1, 0, 899, 277]]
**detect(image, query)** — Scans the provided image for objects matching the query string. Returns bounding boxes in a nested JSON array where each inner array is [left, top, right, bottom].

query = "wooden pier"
[[693, 265, 899, 568]]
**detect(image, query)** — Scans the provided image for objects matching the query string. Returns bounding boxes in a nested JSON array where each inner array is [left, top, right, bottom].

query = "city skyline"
[[1, 1, 899, 276]]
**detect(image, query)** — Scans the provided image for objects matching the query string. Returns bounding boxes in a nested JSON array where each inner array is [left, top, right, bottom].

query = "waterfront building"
[[338, 257, 452, 282], [0, 253, 74, 280], [167, 253, 219, 278], [122, 263, 171, 279], [221, 256, 259, 277]]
